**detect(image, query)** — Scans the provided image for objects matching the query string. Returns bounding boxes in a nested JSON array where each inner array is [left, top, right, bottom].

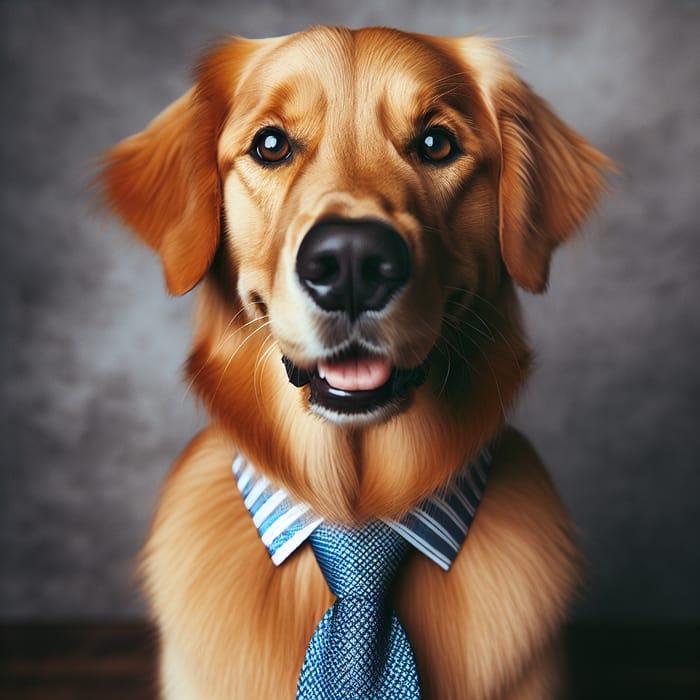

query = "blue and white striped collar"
[[232, 450, 491, 572]]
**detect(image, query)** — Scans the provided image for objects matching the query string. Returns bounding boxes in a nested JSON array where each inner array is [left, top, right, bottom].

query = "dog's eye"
[[418, 128, 459, 164], [252, 128, 292, 164]]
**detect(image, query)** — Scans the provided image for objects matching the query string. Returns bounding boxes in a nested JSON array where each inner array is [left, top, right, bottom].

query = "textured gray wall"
[[1, 0, 698, 621]]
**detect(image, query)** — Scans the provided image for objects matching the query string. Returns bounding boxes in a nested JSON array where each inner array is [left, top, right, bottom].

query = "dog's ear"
[[98, 88, 221, 295], [98, 40, 258, 295], [496, 77, 613, 292], [444, 37, 614, 293]]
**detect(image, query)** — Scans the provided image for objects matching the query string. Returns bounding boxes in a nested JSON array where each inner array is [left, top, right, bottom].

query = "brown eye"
[[419, 128, 459, 164], [252, 128, 292, 164]]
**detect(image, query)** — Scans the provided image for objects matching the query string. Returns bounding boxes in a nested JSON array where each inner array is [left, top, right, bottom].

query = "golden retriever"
[[99, 26, 611, 699]]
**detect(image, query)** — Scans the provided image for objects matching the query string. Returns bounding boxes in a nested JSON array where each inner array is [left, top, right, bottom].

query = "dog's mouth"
[[282, 345, 429, 418]]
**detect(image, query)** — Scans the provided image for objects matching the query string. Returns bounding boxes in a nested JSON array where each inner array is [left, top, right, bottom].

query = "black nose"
[[296, 220, 411, 319]]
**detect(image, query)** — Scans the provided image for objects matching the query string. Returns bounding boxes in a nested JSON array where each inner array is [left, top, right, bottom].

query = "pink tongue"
[[318, 356, 393, 392]]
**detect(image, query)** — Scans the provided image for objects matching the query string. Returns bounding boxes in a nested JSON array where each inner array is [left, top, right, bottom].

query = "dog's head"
[[100, 27, 610, 520]]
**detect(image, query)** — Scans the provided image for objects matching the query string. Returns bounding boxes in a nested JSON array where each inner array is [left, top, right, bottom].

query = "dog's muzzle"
[[284, 219, 427, 418]]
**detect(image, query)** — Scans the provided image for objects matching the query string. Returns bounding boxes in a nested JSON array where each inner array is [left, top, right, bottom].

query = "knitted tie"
[[296, 520, 421, 699]]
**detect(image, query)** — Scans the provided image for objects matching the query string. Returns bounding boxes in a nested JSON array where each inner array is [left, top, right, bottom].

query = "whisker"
[[441, 285, 509, 322], [435, 337, 481, 400], [183, 302, 267, 396], [440, 285, 525, 371], [464, 334, 508, 421], [436, 315, 483, 387], [209, 320, 273, 404], [445, 311, 497, 343], [253, 336, 278, 407], [440, 320, 482, 371]]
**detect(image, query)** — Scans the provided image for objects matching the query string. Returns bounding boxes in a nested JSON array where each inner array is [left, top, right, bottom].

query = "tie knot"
[[309, 521, 409, 598]]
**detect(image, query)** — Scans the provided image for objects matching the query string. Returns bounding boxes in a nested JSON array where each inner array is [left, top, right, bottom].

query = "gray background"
[[1, 0, 698, 622]]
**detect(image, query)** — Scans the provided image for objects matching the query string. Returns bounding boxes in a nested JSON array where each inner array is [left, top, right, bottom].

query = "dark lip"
[[281, 354, 429, 415]]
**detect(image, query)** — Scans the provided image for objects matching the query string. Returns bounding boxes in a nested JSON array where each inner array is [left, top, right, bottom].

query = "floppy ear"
[[496, 77, 614, 292], [98, 39, 260, 295], [98, 87, 221, 295]]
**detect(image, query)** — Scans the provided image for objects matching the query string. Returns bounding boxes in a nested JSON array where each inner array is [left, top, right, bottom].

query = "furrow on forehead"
[[230, 28, 355, 130], [353, 31, 482, 126]]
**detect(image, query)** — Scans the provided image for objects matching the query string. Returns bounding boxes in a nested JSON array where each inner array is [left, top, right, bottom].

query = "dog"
[[99, 26, 611, 699]]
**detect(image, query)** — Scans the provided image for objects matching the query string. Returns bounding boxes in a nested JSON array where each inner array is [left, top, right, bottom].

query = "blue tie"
[[296, 520, 421, 699]]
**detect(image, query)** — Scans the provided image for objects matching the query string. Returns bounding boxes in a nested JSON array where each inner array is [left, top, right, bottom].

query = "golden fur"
[[99, 26, 611, 699]]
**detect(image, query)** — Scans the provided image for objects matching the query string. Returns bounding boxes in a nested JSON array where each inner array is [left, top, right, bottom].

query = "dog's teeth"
[[318, 366, 326, 380]]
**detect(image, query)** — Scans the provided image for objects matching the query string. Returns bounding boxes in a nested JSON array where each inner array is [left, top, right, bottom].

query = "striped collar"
[[232, 450, 491, 572]]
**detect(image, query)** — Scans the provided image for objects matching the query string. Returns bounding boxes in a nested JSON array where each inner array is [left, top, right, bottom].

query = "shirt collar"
[[232, 449, 491, 572]]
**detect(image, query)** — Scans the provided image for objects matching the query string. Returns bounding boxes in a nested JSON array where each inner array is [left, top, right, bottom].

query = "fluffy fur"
[[99, 26, 611, 699]]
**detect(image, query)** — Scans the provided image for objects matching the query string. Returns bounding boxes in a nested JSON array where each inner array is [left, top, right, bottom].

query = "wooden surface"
[[1, 622, 699, 699], [1, 623, 156, 700]]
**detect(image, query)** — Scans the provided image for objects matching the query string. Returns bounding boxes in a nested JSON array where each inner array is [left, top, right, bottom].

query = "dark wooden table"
[[1, 622, 698, 699]]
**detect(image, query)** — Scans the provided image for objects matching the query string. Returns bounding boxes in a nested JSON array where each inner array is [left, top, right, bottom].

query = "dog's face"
[[218, 29, 503, 425], [100, 27, 609, 519]]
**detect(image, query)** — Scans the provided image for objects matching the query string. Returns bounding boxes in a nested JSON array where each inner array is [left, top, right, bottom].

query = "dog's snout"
[[296, 220, 410, 319]]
